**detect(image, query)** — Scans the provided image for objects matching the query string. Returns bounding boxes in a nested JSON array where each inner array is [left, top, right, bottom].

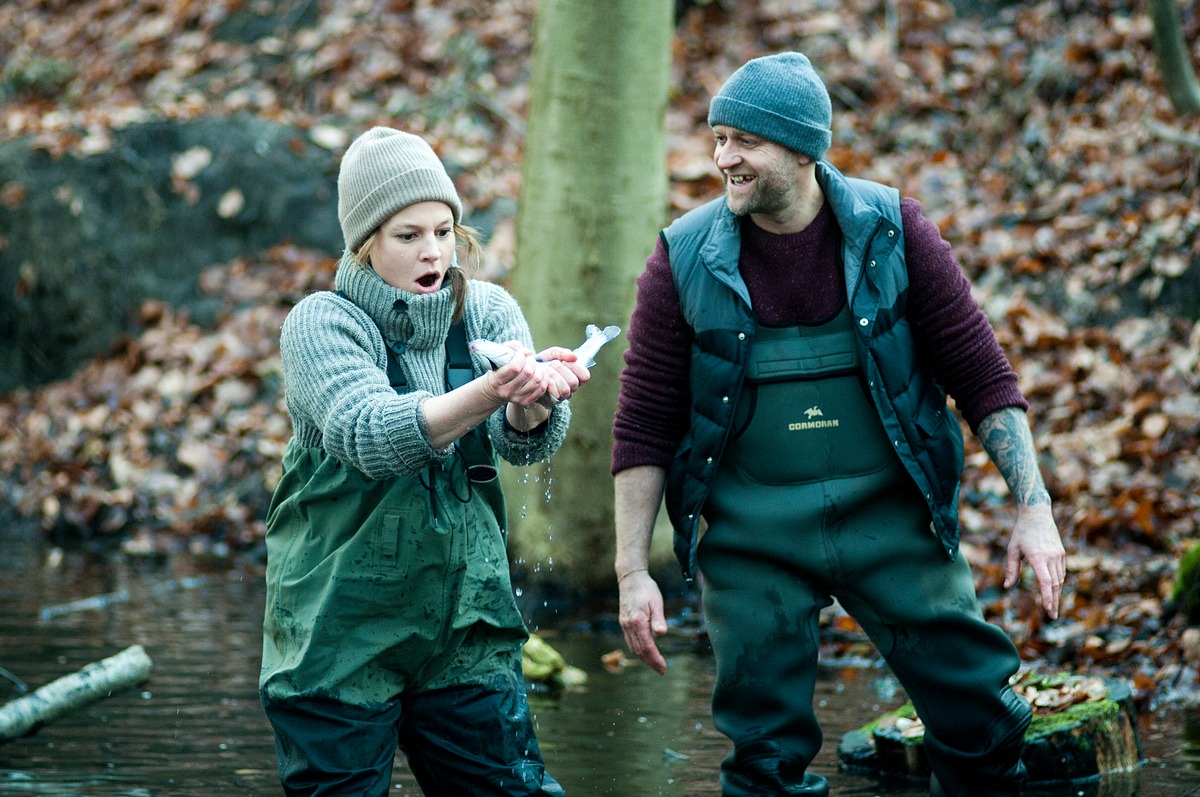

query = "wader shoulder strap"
[[332, 290, 472, 393], [444, 320, 473, 391]]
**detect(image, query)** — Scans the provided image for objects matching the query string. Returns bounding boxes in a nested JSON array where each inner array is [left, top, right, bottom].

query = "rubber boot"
[[922, 709, 1028, 797], [719, 739, 830, 796]]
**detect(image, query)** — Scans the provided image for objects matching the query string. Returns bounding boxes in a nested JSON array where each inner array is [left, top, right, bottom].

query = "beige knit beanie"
[[337, 127, 463, 253]]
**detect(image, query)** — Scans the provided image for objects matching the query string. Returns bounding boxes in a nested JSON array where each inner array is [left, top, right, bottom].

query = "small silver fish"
[[467, 339, 527, 370], [469, 324, 622, 406], [469, 324, 621, 369], [571, 324, 622, 367]]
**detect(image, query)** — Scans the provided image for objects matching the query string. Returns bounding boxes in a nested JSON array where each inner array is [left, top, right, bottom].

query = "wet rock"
[[522, 634, 587, 692]]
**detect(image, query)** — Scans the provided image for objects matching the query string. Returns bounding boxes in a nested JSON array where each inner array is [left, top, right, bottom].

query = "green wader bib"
[[696, 306, 1030, 797]]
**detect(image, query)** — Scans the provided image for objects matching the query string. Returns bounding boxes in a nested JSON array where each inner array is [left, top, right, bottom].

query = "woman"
[[260, 126, 584, 796]]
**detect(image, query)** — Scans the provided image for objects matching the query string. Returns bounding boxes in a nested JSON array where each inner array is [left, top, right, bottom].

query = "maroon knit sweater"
[[610, 197, 1028, 474]]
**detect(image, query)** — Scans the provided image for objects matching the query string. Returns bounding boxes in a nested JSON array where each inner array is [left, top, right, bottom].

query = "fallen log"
[[0, 645, 153, 743], [837, 672, 1142, 788]]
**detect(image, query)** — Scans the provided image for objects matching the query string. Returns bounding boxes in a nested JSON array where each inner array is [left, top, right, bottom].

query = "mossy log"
[[837, 673, 1142, 787], [0, 645, 153, 743], [1165, 540, 1200, 623]]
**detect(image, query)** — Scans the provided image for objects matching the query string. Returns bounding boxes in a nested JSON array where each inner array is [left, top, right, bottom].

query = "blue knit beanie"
[[707, 52, 832, 161]]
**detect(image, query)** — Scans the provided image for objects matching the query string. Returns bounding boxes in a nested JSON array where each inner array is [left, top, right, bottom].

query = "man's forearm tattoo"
[[977, 407, 1051, 507]]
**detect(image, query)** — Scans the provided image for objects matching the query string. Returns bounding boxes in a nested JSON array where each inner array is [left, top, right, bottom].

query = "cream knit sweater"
[[279, 257, 570, 478]]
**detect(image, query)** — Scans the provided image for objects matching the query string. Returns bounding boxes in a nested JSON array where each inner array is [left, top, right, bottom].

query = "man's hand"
[[1004, 503, 1065, 619], [978, 407, 1065, 619], [614, 465, 670, 673], [618, 570, 669, 675]]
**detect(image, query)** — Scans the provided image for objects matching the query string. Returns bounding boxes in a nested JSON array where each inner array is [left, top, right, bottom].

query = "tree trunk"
[[0, 645, 153, 743], [508, 0, 673, 592], [837, 675, 1142, 787], [1149, 0, 1200, 115]]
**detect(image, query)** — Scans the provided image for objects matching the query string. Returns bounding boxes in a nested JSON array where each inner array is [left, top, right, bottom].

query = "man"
[[611, 52, 1065, 797]]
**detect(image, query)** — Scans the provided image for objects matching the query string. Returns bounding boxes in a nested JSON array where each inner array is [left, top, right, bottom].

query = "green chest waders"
[[695, 306, 1030, 797], [259, 318, 565, 797], [261, 320, 527, 707]]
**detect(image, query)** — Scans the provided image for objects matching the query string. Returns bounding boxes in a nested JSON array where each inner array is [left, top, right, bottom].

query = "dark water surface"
[[1, 529, 1198, 796]]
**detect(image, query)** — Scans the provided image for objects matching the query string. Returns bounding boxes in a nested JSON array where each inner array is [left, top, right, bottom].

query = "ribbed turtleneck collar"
[[333, 256, 455, 352]]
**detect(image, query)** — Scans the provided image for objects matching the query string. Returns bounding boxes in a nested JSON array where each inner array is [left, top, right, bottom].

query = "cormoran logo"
[[789, 406, 838, 431]]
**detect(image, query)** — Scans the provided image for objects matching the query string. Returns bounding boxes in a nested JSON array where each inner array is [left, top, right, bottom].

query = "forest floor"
[[1, 0, 1200, 708]]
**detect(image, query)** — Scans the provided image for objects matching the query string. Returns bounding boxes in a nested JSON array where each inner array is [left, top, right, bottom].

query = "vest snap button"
[[722, 396, 729, 403], [859, 318, 868, 327], [706, 457, 713, 464], [888, 230, 895, 237], [738, 332, 746, 340], [869, 260, 876, 267]]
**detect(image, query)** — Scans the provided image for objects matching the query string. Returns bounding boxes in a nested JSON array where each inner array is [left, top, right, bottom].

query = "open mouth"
[[728, 174, 754, 186], [416, 273, 440, 289]]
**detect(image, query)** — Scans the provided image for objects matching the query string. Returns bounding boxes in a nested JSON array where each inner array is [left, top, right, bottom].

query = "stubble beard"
[[724, 174, 791, 219]]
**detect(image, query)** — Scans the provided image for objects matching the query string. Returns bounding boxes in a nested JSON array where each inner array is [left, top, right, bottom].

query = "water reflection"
[[0, 529, 1196, 796]]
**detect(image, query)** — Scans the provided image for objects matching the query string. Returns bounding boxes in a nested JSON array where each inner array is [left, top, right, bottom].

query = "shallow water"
[[0, 529, 1198, 796]]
